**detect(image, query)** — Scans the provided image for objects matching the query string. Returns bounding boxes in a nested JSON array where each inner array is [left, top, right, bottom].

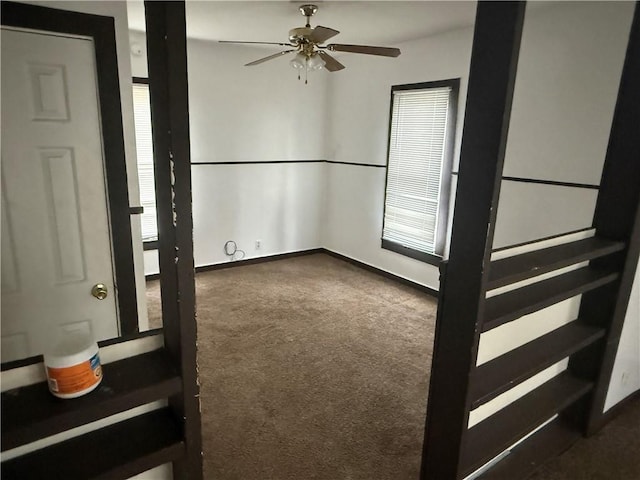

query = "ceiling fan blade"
[[327, 44, 401, 58], [220, 40, 293, 47], [309, 25, 340, 44], [245, 50, 295, 66], [318, 51, 345, 72]]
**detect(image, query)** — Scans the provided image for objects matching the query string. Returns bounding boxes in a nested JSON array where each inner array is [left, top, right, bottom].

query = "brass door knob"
[[91, 283, 108, 300]]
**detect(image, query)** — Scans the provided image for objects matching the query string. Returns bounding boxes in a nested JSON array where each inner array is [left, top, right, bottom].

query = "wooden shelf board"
[[1, 348, 181, 452], [460, 371, 592, 477], [1, 408, 184, 480], [488, 237, 624, 290], [483, 268, 618, 332], [477, 417, 580, 479], [470, 322, 605, 408]]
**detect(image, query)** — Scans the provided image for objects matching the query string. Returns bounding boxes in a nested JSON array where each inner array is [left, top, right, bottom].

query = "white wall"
[[605, 259, 640, 410], [187, 39, 327, 266], [323, 28, 473, 290], [493, 0, 630, 248], [130, 34, 328, 274], [191, 163, 324, 266]]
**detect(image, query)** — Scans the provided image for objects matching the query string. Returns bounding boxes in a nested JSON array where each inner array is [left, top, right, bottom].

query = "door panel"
[[1, 28, 120, 362], [42, 148, 87, 283]]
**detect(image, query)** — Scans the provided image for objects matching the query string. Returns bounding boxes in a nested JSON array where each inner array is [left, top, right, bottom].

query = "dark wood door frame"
[[1, 1, 139, 337], [144, 2, 203, 478], [1, 1, 202, 478]]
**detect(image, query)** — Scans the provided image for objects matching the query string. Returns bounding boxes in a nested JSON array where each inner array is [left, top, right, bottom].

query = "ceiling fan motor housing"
[[289, 26, 313, 44]]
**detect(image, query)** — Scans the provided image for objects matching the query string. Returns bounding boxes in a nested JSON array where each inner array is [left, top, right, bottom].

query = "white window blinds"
[[132, 83, 158, 242], [382, 86, 452, 255]]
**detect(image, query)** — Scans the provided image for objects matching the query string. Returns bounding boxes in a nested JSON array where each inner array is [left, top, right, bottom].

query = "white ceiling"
[[127, 1, 478, 46]]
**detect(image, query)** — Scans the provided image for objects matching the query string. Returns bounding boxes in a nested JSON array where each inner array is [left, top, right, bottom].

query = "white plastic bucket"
[[43, 333, 103, 399]]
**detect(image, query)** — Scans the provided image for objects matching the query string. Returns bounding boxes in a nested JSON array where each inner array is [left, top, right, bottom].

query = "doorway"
[[1, 3, 140, 366]]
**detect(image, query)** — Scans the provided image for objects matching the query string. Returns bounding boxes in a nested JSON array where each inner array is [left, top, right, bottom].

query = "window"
[[132, 79, 158, 244], [382, 79, 459, 265]]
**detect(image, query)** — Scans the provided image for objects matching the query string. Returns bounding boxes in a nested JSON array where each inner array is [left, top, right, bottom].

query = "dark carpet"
[[146, 253, 640, 479], [147, 253, 436, 479], [528, 397, 640, 480]]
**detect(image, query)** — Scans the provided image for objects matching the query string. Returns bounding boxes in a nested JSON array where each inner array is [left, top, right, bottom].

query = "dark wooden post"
[[145, 2, 203, 478], [420, 2, 526, 478]]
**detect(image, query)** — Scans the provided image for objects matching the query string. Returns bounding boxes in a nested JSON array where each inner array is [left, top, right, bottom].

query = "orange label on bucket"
[[46, 353, 102, 395]]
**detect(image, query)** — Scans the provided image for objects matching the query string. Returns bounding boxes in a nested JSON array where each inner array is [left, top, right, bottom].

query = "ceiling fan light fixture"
[[289, 52, 306, 70], [229, 3, 401, 82], [307, 53, 325, 71]]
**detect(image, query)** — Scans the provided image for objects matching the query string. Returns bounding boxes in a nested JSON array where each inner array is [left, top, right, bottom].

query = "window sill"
[[381, 239, 443, 267]]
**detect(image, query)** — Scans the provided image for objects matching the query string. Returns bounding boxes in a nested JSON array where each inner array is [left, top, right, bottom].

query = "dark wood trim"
[[452, 172, 601, 190], [97, 327, 163, 347], [391, 78, 461, 92], [491, 227, 594, 253], [570, 4, 640, 436], [190, 159, 386, 168], [1, 408, 185, 480], [191, 248, 438, 296], [420, 3, 526, 479], [133, 76, 149, 84], [1, 348, 180, 452], [144, 2, 202, 478], [0, 353, 45, 372], [0, 1, 139, 337], [501, 176, 600, 190], [483, 267, 619, 332], [460, 372, 592, 477], [323, 249, 439, 297], [194, 248, 323, 273], [469, 323, 605, 409], [143, 239, 159, 251], [151, 248, 439, 298], [381, 78, 460, 261], [380, 239, 442, 266], [477, 417, 580, 479], [0, 329, 163, 372], [488, 237, 625, 289], [596, 389, 640, 431], [191, 159, 325, 165], [325, 160, 386, 168]]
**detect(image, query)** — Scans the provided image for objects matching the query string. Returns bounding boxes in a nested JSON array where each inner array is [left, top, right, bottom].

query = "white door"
[[1, 28, 120, 363]]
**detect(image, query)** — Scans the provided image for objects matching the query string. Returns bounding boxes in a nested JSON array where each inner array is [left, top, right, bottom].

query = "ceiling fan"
[[220, 4, 401, 83]]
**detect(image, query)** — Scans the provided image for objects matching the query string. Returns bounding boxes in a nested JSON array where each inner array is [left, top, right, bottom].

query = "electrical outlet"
[[255, 239, 261, 250]]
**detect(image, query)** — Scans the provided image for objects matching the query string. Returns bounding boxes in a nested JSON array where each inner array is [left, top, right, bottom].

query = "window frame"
[[132, 76, 159, 250], [381, 78, 460, 266]]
